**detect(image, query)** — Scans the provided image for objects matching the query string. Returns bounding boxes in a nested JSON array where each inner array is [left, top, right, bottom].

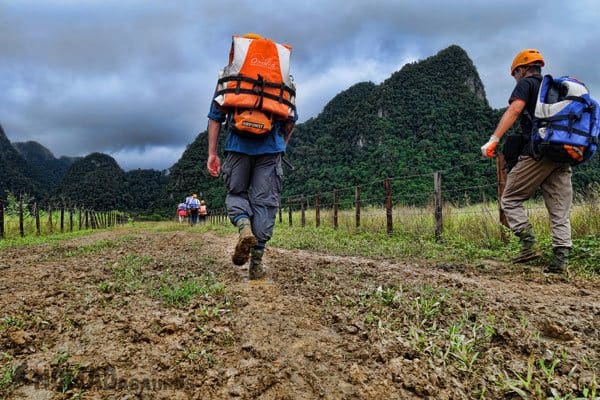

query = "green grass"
[[268, 200, 600, 277], [156, 274, 227, 307], [0, 229, 98, 250], [330, 280, 599, 399], [0, 353, 15, 394]]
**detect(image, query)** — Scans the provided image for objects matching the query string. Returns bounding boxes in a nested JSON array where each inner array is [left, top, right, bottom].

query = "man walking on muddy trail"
[[480, 49, 573, 274], [206, 33, 297, 280]]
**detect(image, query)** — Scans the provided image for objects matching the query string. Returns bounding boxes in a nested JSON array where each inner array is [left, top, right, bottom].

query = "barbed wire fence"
[[207, 155, 600, 242], [0, 195, 129, 240]]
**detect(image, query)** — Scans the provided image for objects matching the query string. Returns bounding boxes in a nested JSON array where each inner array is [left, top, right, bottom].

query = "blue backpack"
[[531, 75, 599, 165]]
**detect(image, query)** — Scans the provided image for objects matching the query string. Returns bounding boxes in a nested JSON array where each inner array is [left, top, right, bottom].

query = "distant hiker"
[[206, 33, 297, 279], [186, 194, 200, 226], [198, 200, 208, 225], [177, 202, 187, 224], [481, 49, 573, 273]]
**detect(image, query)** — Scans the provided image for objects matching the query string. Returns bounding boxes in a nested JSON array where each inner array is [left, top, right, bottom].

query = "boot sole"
[[232, 235, 258, 266], [512, 250, 542, 264]]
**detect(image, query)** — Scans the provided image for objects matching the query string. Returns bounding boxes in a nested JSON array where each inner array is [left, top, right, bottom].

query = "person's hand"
[[480, 135, 500, 158], [207, 154, 221, 177]]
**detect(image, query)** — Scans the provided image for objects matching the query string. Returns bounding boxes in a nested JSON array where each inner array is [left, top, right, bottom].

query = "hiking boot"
[[544, 247, 569, 274], [512, 229, 542, 263], [232, 218, 257, 266], [249, 247, 266, 280]]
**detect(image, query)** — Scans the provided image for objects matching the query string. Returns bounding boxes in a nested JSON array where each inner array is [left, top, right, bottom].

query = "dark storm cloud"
[[1, 0, 599, 170]]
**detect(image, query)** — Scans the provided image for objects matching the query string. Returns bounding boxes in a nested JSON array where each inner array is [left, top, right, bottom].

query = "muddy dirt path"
[[1, 227, 598, 399]]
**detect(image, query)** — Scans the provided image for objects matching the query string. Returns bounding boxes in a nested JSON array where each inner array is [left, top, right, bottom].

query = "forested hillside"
[[168, 45, 504, 209], [0, 124, 44, 199], [53, 152, 167, 212], [13, 141, 79, 191]]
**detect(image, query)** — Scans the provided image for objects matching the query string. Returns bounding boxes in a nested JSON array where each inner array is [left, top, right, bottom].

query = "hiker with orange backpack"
[[481, 49, 587, 273], [206, 33, 297, 280], [198, 200, 208, 225]]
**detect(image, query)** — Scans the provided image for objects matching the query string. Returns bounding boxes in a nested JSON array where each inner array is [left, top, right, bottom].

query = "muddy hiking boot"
[[544, 247, 569, 274], [249, 247, 266, 280], [512, 229, 542, 263], [232, 218, 257, 266]]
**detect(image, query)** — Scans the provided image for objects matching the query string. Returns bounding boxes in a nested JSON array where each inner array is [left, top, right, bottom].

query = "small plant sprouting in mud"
[[443, 321, 481, 372], [411, 285, 450, 326], [0, 316, 24, 331], [157, 274, 226, 307], [496, 354, 599, 400], [50, 351, 80, 394], [196, 302, 232, 321], [54, 351, 70, 366], [60, 364, 81, 394], [109, 254, 153, 292], [97, 281, 111, 293], [500, 355, 542, 399], [183, 346, 217, 368], [0, 353, 16, 392], [538, 357, 560, 384]]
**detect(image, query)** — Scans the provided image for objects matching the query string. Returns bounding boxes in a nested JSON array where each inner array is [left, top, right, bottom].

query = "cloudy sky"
[[2, 0, 599, 170]]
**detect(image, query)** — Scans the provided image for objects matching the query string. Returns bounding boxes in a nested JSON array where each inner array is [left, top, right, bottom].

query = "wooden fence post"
[[69, 208, 74, 232], [288, 198, 293, 227], [355, 186, 361, 229], [0, 198, 4, 239], [48, 206, 53, 233], [60, 206, 65, 233], [301, 195, 306, 227], [19, 195, 24, 238], [496, 154, 510, 243], [333, 189, 338, 230], [385, 178, 393, 235], [315, 193, 320, 228], [35, 203, 41, 236], [434, 171, 443, 241]]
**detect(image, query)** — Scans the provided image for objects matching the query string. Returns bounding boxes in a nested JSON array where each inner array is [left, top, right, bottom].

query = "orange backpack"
[[214, 35, 296, 136]]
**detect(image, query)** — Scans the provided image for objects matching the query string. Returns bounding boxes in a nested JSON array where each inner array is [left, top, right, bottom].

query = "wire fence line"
[[0, 196, 129, 240], [205, 155, 599, 242]]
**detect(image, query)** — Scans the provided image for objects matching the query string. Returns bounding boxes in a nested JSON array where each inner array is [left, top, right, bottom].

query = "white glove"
[[481, 135, 500, 158]]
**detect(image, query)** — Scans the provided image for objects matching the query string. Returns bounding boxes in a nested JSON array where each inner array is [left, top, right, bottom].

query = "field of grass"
[[269, 200, 600, 277]]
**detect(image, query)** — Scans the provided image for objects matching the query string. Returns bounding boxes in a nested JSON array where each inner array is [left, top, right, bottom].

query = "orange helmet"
[[511, 49, 545, 76], [243, 33, 263, 39]]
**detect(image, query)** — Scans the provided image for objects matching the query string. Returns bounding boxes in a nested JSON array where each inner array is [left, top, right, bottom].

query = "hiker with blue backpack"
[[481, 49, 599, 274], [186, 194, 201, 226]]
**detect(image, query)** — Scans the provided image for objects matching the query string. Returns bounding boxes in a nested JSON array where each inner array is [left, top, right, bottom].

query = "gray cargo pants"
[[501, 156, 573, 248], [222, 152, 283, 244]]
